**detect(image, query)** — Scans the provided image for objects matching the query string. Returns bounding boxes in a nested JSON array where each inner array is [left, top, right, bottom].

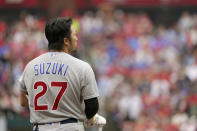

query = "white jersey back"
[[19, 52, 99, 124]]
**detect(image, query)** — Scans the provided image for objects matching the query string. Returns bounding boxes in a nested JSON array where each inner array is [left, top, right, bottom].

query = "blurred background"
[[0, 0, 197, 131]]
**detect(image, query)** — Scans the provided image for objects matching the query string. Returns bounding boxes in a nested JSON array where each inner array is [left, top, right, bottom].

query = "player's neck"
[[63, 48, 71, 54]]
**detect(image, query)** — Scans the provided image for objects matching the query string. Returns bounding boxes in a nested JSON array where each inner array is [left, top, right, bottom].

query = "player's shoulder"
[[66, 53, 92, 69], [70, 55, 88, 65]]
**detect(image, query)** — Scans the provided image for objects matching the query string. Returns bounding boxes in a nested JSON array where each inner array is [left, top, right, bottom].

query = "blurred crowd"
[[0, 6, 197, 131], [79, 8, 197, 131]]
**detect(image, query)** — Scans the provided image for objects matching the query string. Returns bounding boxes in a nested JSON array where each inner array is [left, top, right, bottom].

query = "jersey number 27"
[[34, 81, 68, 111]]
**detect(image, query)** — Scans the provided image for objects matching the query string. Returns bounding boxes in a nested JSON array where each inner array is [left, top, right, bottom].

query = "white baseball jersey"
[[19, 52, 99, 124]]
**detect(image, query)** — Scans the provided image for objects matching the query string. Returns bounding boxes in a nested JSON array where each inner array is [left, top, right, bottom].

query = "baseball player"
[[19, 17, 106, 131]]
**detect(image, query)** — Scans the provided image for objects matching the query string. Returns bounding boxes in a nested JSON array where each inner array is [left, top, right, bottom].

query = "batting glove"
[[84, 114, 106, 127]]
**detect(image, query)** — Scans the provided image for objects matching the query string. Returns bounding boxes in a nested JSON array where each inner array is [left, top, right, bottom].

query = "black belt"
[[59, 118, 78, 124], [33, 118, 78, 131], [60, 118, 78, 124]]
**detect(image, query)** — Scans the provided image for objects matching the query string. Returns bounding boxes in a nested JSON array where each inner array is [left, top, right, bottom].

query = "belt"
[[33, 118, 78, 131], [58, 118, 78, 124], [35, 118, 78, 125]]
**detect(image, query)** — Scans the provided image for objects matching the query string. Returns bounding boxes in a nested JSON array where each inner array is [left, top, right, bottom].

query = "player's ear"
[[64, 38, 69, 46]]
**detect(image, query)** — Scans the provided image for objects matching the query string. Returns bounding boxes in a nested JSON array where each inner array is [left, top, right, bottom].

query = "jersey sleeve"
[[19, 69, 27, 93], [81, 63, 99, 100]]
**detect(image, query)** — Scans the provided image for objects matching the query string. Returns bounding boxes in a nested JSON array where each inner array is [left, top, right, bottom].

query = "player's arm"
[[18, 69, 29, 107], [82, 64, 106, 127], [20, 90, 29, 107], [82, 64, 99, 120], [84, 98, 106, 127], [84, 97, 99, 119]]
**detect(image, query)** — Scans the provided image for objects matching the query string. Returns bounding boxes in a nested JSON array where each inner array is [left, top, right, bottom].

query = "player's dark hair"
[[45, 17, 72, 51]]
